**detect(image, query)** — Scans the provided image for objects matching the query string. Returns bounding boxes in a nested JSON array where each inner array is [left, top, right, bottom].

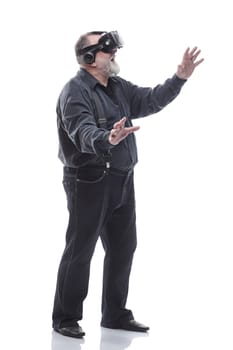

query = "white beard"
[[109, 60, 120, 76], [96, 55, 120, 77]]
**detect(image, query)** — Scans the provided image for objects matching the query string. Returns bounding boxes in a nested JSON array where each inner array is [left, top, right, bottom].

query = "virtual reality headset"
[[78, 31, 124, 57]]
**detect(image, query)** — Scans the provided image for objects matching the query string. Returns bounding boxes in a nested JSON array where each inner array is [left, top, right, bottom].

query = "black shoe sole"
[[101, 324, 149, 333], [54, 328, 85, 338]]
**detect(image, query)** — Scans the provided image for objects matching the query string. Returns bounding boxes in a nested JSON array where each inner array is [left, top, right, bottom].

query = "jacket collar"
[[77, 68, 102, 89], [77, 68, 117, 89]]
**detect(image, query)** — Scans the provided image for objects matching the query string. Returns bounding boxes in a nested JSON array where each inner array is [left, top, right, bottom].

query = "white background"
[[0, 0, 232, 349]]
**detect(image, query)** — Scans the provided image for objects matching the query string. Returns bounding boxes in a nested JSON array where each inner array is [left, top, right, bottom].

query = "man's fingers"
[[127, 126, 140, 132], [194, 58, 204, 67], [113, 117, 127, 129], [119, 126, 140, 136], [189, 46, 198, 56], [109, 124, 140, 145], [115, 127, 139, 143], [112, 126, 140, 138]]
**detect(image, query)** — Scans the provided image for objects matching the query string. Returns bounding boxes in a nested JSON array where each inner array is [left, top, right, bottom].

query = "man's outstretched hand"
[[176, 47, 204, 80], [108, 117, 140, 145]]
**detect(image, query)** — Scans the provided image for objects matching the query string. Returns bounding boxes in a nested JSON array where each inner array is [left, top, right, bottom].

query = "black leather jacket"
[[57, 68, 186, 171]]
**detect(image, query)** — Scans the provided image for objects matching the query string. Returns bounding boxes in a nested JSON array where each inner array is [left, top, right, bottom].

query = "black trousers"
[[52, 167, 137, 328]]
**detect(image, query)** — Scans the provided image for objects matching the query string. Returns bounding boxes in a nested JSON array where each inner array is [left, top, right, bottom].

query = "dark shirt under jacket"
[[57, 68, 186, 171]]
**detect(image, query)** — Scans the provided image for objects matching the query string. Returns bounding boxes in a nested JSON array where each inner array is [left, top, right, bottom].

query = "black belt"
[[63, 166, 132, 177]]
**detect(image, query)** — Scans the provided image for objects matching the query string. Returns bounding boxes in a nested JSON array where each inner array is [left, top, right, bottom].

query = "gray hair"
[[74, 31, 105, 63]]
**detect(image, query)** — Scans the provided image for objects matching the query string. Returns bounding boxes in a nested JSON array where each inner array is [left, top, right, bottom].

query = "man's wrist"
[[175, 72, 187, 81]]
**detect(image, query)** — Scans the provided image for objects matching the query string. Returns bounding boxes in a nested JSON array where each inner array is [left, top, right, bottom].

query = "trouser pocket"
[[76, 167, 107, 183]]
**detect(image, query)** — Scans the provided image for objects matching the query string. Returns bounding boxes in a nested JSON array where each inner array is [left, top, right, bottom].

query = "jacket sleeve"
[[59, 82, 113, 155], [124, 74, 186, 118]]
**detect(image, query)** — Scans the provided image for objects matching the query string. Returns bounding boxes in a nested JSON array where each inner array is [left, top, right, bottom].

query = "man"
[[52, 30, 204, 338]]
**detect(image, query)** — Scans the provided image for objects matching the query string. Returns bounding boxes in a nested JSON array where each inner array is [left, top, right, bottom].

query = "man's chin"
[[109, 62, 120, 76]]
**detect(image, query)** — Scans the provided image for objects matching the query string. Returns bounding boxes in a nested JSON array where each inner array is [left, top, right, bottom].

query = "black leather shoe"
[[102, 319, 149, 332], [54, 323, 85, 338]]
